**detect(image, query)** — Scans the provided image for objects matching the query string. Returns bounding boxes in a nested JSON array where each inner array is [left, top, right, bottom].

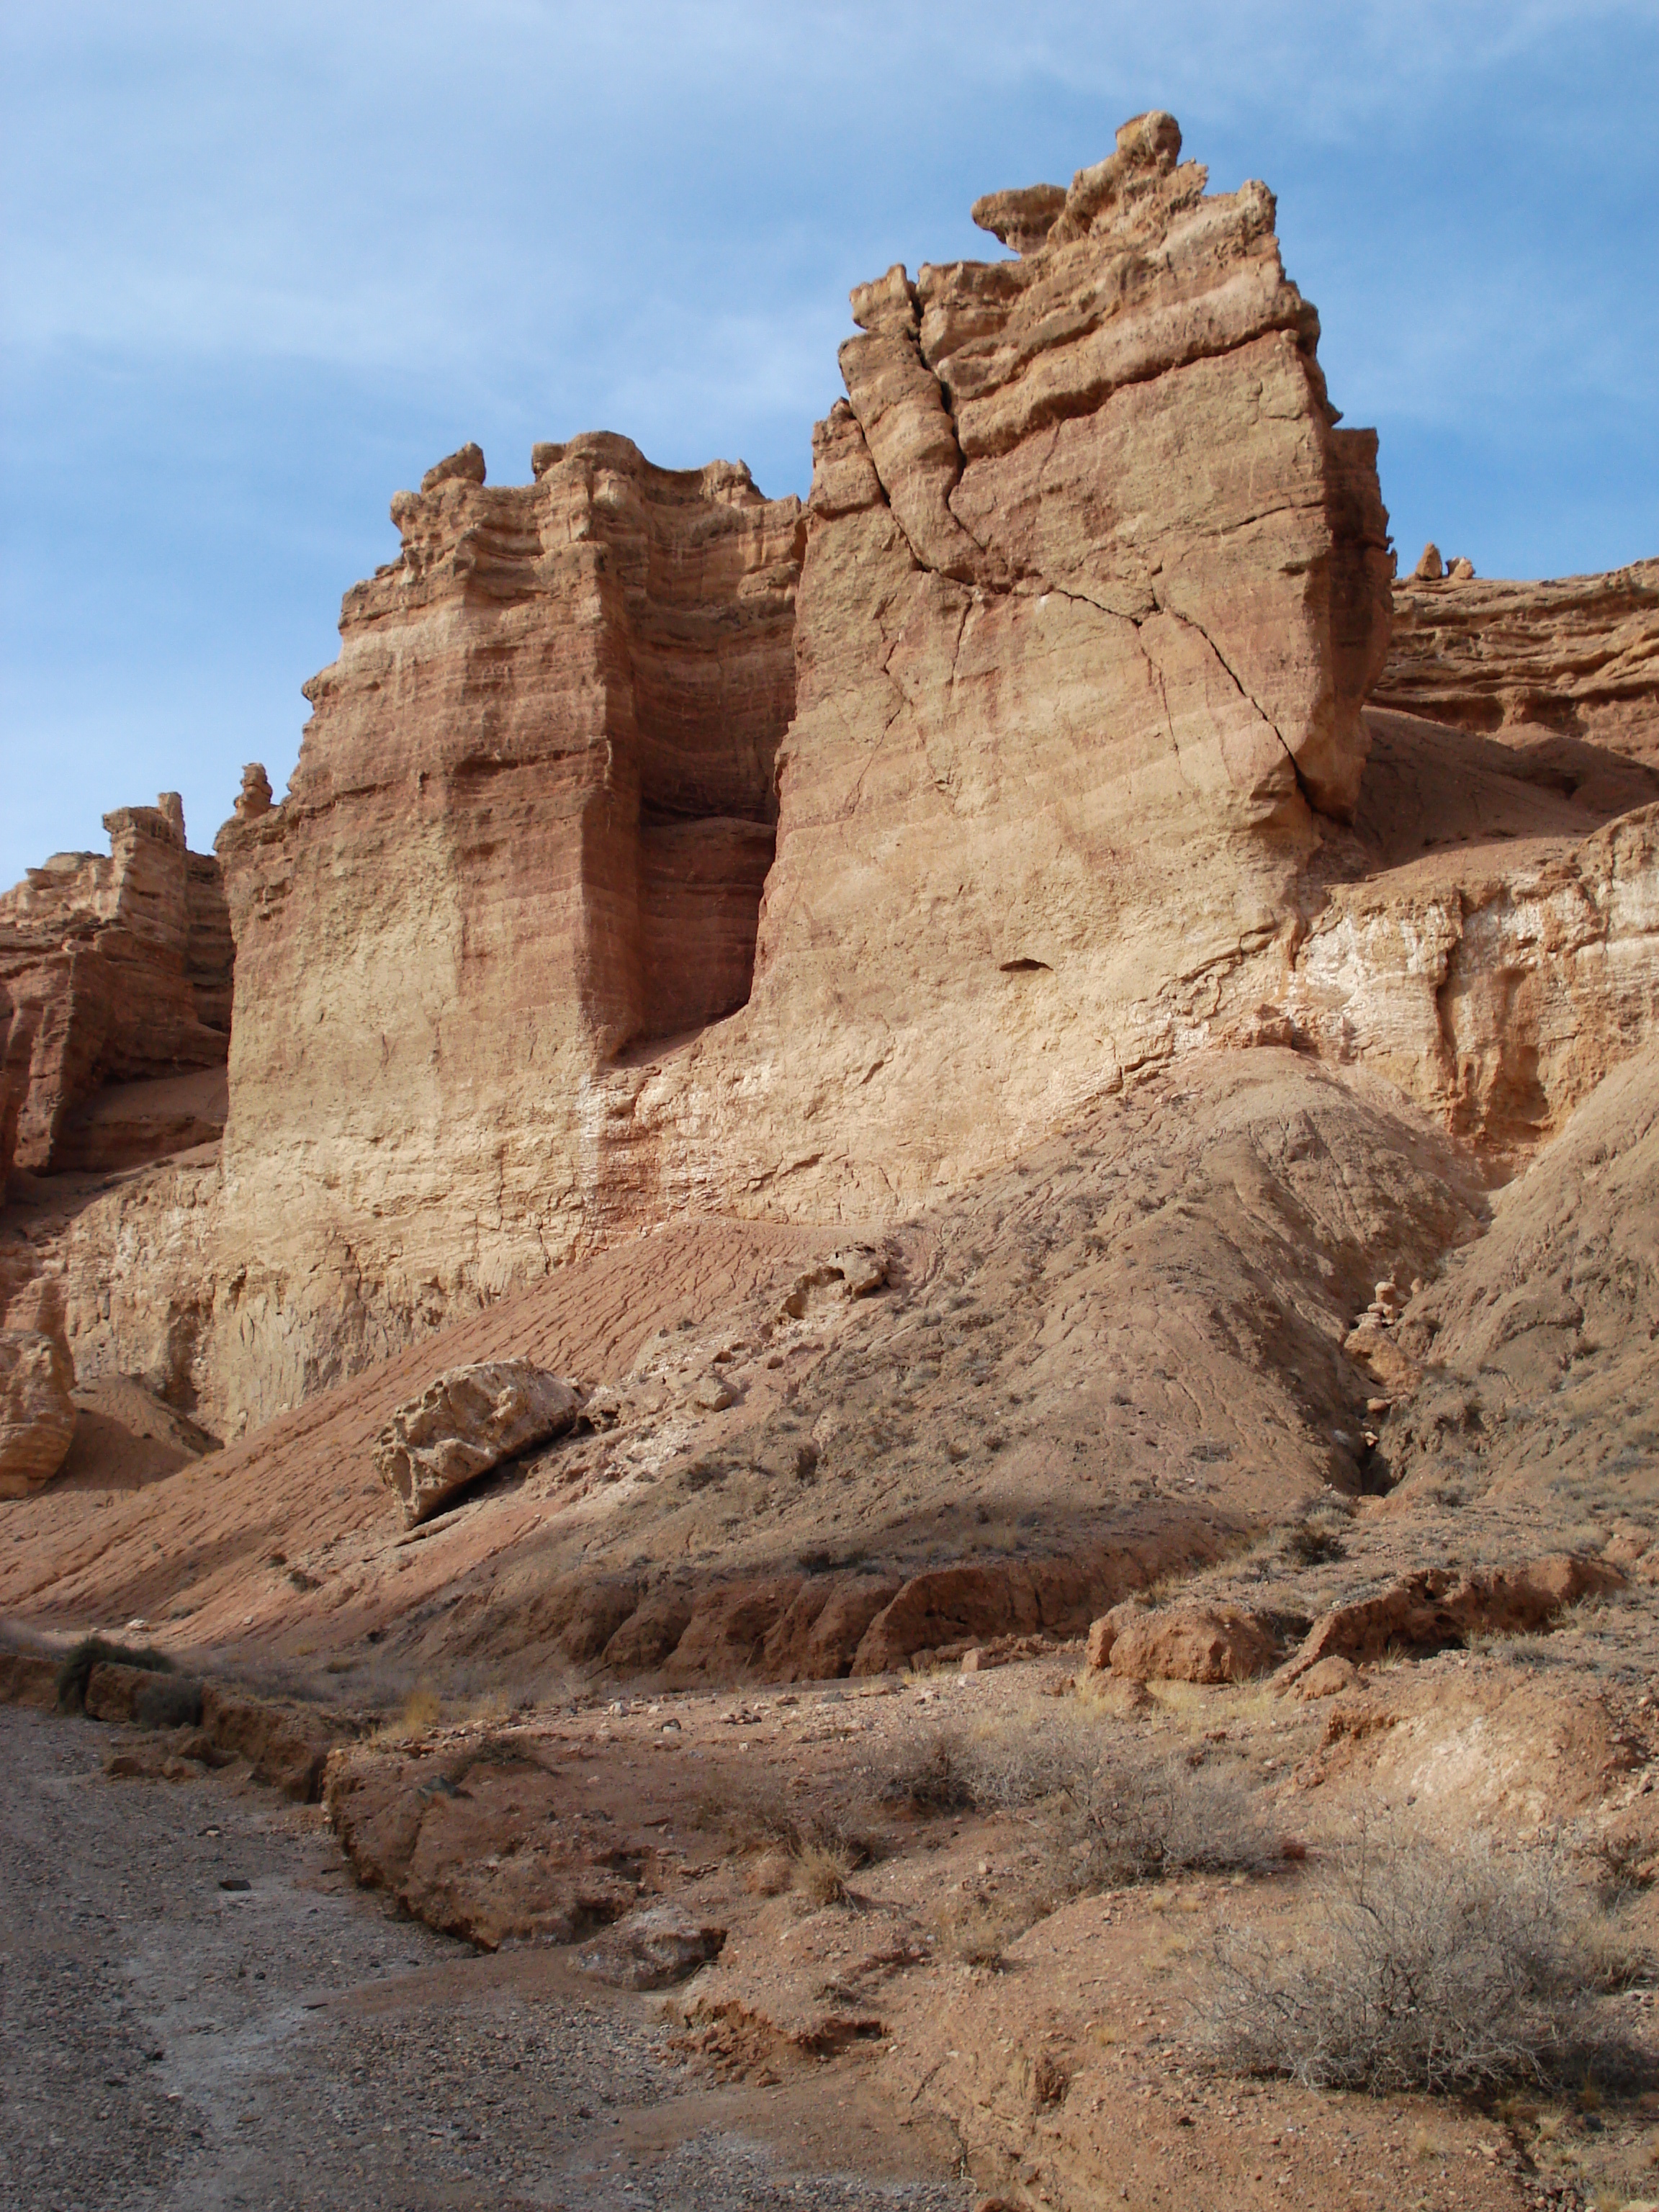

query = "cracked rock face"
[[643, 108, 1392, 1223], [49, 113, 1657, 1447], [18, 115, 1398, 1438]]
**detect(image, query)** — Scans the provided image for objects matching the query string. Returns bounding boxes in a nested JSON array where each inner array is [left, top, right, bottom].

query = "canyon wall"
[[14, 112, 1659, 1446], [175, 109, 1393, 1431], [0, 799, 230, 1187], [1376, 559, 1659, 762], [565, 109, 1395, 1232]]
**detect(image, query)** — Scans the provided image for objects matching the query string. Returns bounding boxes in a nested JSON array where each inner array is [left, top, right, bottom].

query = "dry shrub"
[[955, 1707, 1273, 1886], [1196, 1827, 1629, 2094], [133, 1675, 204, 1730], [1281, 1517, 1348, 1568], [878, 1728, 976, 1814], [711, 1776, 876, 1870], [930, 1878, 1065, 1968], [55, 1636, 173, 1715], [793, 1839, 855, 1907]]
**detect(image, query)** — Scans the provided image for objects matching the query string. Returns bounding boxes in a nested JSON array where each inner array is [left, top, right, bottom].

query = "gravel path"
[[0, 1708, 974, 2211]]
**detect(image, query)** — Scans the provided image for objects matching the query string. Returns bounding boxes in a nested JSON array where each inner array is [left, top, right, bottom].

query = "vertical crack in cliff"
[[1149, 588, 1326, 822]]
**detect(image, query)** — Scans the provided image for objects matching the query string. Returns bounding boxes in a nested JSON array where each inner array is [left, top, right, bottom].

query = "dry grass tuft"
[[375, 1684, 443, 1741], [793, 1839, 856, 1907]]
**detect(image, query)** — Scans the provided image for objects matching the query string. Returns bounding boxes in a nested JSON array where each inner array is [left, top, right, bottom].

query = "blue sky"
[[3, 0, 1656, 886]]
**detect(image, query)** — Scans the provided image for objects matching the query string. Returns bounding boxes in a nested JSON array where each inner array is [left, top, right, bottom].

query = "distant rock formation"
[[1377, 557, 1659, 761], [0, 797, 231, 1185]]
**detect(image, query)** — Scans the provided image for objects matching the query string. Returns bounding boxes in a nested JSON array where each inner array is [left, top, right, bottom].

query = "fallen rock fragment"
[[374, 1362, 580, 1526], [577, 1905, 727, 1990], [0, 1327, 76, 1496], [1292, 1655, 1359, 1701], [1106, 1602, 1280, 1685], [828, 1243, 890, 1299]]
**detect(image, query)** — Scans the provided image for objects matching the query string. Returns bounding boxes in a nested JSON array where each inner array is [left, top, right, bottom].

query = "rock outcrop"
[[1375, 559, 1659, 762], [159, 111, 1391, 1433], [0, 796, 231, 1185], [1097, 1600, 1281, 1683], [12, 114, 1659, 1454], [202, 437, 803, 1425], [1279, 1554, 1627, 1679]]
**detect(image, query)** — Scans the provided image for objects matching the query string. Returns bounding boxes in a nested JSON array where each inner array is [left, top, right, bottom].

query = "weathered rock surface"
[[0, 1328, 76, 1497], [323, 1734, 662, 1950], [1377, 1040, 1659, 1509], [0, 797, 230, 1186], [0, 1053, 1493, 1681], [577, 1904, 727, 1990], [51, 112, 1407, 1438], [1102, 1600, 1280, 1683], [1280, 1553, 1626, 1680], [1375, 559, 1659, 762], [193, 436, 801, 1432], [374, 1362, 581, 1526], [6, 111, 1659, 1470]]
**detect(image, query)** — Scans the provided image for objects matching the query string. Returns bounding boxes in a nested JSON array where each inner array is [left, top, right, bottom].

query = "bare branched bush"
[[881, 1707, 1271, 1887], [708, 1776, 876, 1869], [1196, 1828, 1624, 2094], [961, 1709, 1273, 1885], [878, 1729, 976, 1814]]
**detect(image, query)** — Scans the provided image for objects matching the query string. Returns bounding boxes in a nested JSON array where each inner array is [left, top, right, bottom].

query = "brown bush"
[[958, 1707, 1273, 1884], [1195, 1828, 1629, 2094]]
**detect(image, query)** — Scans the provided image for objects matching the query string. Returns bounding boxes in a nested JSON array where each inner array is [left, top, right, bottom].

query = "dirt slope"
[[1, 1051, 1488, 1688]]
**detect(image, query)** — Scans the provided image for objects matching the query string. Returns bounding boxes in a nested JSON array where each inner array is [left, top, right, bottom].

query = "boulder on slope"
[[0, 1328, 76, 1498], [1105, 1602, 1280, 1684], [374, 1362, 581, 1527]]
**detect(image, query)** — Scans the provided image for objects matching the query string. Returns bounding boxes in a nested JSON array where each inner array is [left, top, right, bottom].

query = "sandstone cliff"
[[14, 114, 1659, 1450], [0, 797, 230, 1187], [200, 437, 803, 1425], [166, 112, 1393, 1431]]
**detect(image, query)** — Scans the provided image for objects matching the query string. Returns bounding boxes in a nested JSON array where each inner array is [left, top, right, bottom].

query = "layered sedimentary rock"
[[202, 437, 801, 1423], [1376, 559, 1659, 760], [592, 110, 1395, 1230], [167, 112, 1393, 1431], [0, 797, 231, 1184], [30, 114, 1659, 1444]]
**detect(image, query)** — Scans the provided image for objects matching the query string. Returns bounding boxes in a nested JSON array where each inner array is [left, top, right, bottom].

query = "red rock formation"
[[1375, 560, 1659, 762], [0, 797, 231, 1184], [45, 114, 1405, 1434], [33, 116, 1659, 1443], [205, 436, 802, 1420]]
